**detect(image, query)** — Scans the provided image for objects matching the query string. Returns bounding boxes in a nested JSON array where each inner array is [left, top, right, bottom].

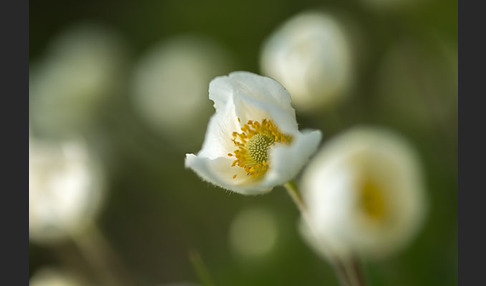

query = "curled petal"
[[186, 71, 323, 195], [261, 130, 322, 188]]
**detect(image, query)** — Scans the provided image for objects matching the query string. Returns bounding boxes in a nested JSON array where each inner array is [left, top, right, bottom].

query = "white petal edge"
[[185, 155, 272, 195], [196, 95, 239, 159], [209, 71, 296, 122], [261, 129, 322, 188], [232, 92, 298, 134]]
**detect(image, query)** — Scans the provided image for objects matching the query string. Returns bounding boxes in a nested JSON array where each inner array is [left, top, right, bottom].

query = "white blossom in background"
[[131, 35, 234, 149], [260, 10, 354, 113], [29, 23, 128, 137], [299, 127, 427, 260], [29, 268, 88, 286], [185, 72, 322, 195], [29, 137, 105, 244]]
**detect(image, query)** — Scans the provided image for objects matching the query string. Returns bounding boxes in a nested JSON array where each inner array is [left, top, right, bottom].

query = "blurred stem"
[[284, 180, 357, 286], [189, 250, 216, 286], [284, 180, 306, 214], [70, 223, 136, 286], [348, 256, 367, 286]]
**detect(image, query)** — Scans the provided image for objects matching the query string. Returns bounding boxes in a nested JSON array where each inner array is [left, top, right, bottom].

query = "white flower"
[[131, 35, 234, 149], [29, 23, 127, 136], [30, 268, 88, 286], [300, 127, 427, 260], [29, 138, 105, 243], [260, 11, 354, 113], [185, 71, 322, 195]]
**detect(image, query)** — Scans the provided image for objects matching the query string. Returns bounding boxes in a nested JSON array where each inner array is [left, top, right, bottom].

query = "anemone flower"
[[300, 127, 427, 261], [185, 71, 322, 195], [260, 11, 354, 113]]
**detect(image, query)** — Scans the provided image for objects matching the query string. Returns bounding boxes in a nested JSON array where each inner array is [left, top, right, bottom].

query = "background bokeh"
[[29, 0, 457, 285]]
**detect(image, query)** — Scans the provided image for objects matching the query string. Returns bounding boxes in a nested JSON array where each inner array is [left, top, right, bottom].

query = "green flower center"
[[247, 134, 275, 164]]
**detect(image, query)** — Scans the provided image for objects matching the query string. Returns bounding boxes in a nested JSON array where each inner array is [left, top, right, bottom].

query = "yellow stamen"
[[228, 119, 293, 179], [360, 178, 386, 222]]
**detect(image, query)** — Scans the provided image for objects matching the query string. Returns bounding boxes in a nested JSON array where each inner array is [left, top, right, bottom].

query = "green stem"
[[189, 250, 216, 286], [284, 180, 306, 214], [284, 180, 358, 286], [70, 223, 136, 286]]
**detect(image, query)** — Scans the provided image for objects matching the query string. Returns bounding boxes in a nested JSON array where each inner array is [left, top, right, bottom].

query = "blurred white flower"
[[29, 23, 128, 137], [29, 137, 105, 244], [229, 207, 278, 259], [300, 127, 427, 260], [29, 268, 88, 286], [260, 11, 354, 113], [131, 35, 234, 148], [185, 71, 322, 195]]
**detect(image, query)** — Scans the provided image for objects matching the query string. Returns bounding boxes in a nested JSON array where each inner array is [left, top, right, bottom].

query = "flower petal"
[[209, 71, 298, 133], [262, 129, 322, 188], [195, 95, 239, 159], [185, 154, 272, 195], [186, 129, 321, 194], [232, 93, 298, 134], [210, 71, 294, 114]]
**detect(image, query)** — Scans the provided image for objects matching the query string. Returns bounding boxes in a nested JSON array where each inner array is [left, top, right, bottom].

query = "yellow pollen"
[[359, 178, 386, 222], [228, 118, 293, 179]]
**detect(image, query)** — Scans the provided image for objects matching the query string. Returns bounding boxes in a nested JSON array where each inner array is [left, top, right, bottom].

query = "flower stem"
[[284, 180, 306, 214], [189, 249, 216, 286], [284, 180, 360, 286], [348, 256, 367, 286], [70, 223, 136, 286]]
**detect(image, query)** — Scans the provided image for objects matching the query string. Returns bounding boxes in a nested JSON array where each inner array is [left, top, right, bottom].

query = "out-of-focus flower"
[[185, 71, 322, 195], [260, 10, 354, 113], [229, 207, 278, 259], [29, 23, 128, 137], [299, 127, 427, 260], [131, 35, 234, 149], [29, 137, 105, 244], [29, 268, 88, 286]]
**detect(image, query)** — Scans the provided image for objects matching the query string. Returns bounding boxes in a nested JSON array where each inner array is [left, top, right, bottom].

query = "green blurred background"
[[29, 0, 457, 285]]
